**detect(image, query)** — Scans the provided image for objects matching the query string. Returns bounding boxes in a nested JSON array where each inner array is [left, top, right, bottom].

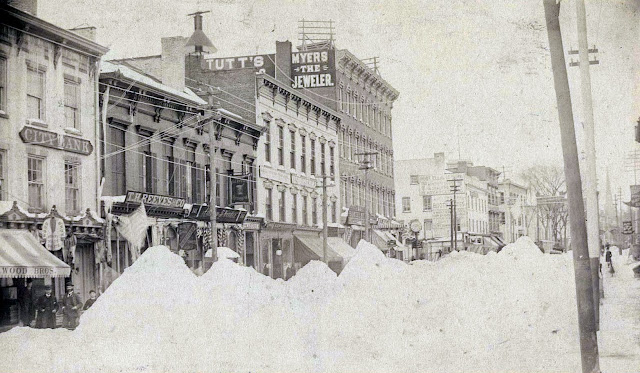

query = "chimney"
[[275, 40, 292, 86], [5, 0, 37, 15], [161, 36, 188, 92], [185, 11, 216, 55], [69, 26, 96, 42]]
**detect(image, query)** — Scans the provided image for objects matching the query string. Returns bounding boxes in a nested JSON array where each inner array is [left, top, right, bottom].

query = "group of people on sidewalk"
[[17, 281, 98, 330]]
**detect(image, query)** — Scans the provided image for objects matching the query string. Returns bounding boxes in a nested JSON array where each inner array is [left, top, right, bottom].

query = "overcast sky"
[[39, 0, 640, 199]]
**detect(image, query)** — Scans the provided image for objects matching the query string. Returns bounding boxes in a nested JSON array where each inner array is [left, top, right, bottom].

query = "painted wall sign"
[[291, 174, 317, 189], [201, 54, 276, 76], [19, 126, 93, 155], [259, 166, 289, 184], [125, 191, 186, 209], [290, 48, 336, 89]]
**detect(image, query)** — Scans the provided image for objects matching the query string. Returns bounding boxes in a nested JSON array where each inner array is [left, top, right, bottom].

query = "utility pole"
[[543, 1, 600, 372], [449, 178, 462, 251], [447, 199, 454, 252], [356, 151, 377, 242], [316, 174, 330, 263], [572, 0, 602, 332], [208, 115, 219, 263]]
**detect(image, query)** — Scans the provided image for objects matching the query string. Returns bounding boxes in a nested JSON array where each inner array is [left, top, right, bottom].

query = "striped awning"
[[0, 229, 70, 278]]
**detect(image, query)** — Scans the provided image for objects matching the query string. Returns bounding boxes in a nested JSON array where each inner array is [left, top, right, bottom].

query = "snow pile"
[[1, 238, 638, 373]]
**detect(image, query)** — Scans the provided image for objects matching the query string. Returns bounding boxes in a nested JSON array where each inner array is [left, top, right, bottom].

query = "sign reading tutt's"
[[19, 126, 93, 155]]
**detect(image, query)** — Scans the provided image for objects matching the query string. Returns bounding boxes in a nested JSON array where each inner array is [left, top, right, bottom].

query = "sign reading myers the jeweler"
[[19, 126, 93, 155], [125, 191, 186, 209], [290, 48, 336, 89]]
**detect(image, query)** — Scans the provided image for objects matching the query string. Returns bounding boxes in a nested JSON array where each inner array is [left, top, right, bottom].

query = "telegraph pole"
[[543, 1, 600, 372], [356, 151, 377, 242], [447, 199, 454, 252], [208, 115, 219, 263], [572, 0, 602, 332], [317, 174, 329, 263], [449, 178, 462, 251]]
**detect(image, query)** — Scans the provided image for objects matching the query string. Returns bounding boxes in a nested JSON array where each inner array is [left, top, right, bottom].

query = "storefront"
[[260, 222, 297, 279], [0, 228, 70, 329], [293, 231, 356, 274]]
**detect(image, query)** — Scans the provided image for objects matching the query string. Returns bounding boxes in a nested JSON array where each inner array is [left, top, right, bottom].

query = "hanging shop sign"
[[19, 126, 93, 155], [124, 191, 186, 209], [178, 222, 198, 250], [201, 54, 275, 76], [290, 48, 336, 89], [346, 206, 365, 226], [217, 207, 248, 224], [230, 175, 250, 204], [630, 185, 640, 208], [622, 221, 634, 235]]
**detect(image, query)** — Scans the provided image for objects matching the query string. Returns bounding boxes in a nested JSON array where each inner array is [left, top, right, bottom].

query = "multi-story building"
[[0, 1, 108, 327], [396, 154, 504, 259], [498, 179, 529, 243], [101, 34, 262, 275]]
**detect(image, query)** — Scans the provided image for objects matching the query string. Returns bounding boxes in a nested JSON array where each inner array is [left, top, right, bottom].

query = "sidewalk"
[[598, 250, 640, 373]]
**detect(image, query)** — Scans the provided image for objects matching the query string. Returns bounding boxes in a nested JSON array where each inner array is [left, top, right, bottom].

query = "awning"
[[326, 237, 356, 259], [293, 233, 341, 263], [0, 229, 70, 278]]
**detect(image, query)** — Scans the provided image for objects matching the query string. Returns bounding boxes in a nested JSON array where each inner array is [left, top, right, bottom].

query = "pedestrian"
[[35, 286, 58, 329], [83, 290, 98, 311], [62, 283, 82, 330], [605, 247, 612, 269], [17, 280, 35, 327]]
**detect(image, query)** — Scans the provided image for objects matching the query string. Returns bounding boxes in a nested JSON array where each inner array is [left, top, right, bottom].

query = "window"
[[27, 68, 44, 120], [138, 136, 156, 193], [279, 189, 286, 222], [65, 161, 80, 214], [410, 175, 419, 185], [424, 219, 433, 234], [109, 126, 126, 195], [332, 200, 337, 223], [329, 146, 335, 180], [346, 91, 351, 114], [290, 130, 296, 170], [302, 195, 308, 225], [163, 142, 174, 195], [402, 197, 410, 213], [320, 143, 326, 177], [215, 168, 221, 206], [423, 195, 432, 211], [278, 126, 284, 166], [292, 193, 298, 224], [266, 188, 273, 220], [312, 196, 318, 225], [339, 86, 344, 111], [0, 150, 6, 199], [300, 134, 306, 173], [64, 79, 80, 129], [27, 156, 45, 210], [310, 138, 316, 176], [264, 121, 271, 163], [0, 57, 6, 112]]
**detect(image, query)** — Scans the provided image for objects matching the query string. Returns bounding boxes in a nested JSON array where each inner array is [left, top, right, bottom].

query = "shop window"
[[64, 161, 80, 214], [27, 155, 45, 211]]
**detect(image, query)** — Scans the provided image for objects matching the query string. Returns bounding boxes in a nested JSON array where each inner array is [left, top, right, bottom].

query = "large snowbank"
[[0, 237, 638, 373]]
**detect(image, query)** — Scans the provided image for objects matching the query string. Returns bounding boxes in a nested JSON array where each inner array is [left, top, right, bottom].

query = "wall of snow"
[[0, 237, 637, 373]]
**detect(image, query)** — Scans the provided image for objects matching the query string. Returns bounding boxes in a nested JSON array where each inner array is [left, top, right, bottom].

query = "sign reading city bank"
[[291, 48, 336, 89], [19, 126, 93, 155]]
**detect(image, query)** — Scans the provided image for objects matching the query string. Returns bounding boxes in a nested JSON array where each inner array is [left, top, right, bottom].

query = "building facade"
[[498, 179, 530, 243], [0, 2, 108, 327]]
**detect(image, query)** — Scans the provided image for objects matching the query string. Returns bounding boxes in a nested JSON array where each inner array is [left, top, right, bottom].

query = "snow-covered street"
[[0, 238, 638, 373]]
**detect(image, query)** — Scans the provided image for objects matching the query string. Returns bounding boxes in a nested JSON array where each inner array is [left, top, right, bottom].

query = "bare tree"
[[521, 165, 569, 247]]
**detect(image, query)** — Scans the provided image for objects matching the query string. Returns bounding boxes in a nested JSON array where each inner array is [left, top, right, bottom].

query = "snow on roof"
[[101, 61, 207, 106]]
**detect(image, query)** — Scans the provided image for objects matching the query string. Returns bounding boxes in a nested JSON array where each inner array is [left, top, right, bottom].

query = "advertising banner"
[[291, 48, 336, 89]]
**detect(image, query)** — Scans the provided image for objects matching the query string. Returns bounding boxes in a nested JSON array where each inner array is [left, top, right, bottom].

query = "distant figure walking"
[[62, 283, 82, 330], [605, 247, 614, 275], [17, 280, 34, 327], [35, 286, 58, 329]]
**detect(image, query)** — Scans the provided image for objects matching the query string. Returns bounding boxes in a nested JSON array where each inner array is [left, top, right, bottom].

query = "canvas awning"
[[326, 237, 356, 259], [294, 233, 342, 263], [0, 229, 70, 278]]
